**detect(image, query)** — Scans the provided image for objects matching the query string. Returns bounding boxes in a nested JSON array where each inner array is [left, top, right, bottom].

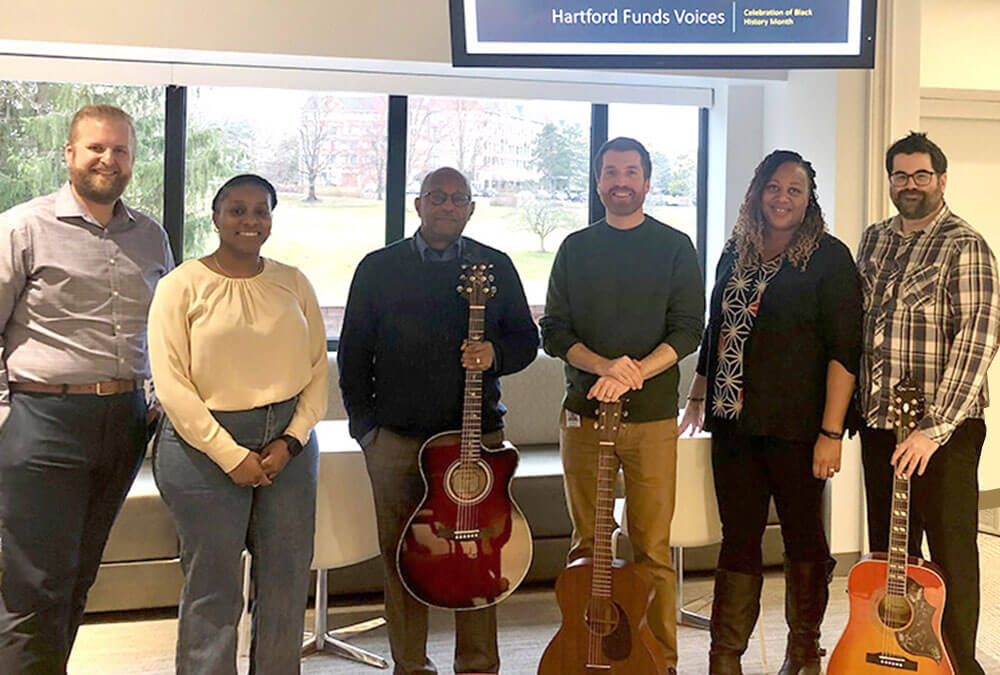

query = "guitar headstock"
[[457, 263, 497, 306], [595, 400, 625, 443], [888, 377, 925, 435]]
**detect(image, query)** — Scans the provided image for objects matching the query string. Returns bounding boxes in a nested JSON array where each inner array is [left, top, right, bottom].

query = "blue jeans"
[[154, 398, 318, 675]]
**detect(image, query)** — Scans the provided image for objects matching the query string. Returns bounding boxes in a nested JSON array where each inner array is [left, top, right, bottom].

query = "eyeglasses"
[[421, 190, 472, 207], [889, 170, 936, 187]]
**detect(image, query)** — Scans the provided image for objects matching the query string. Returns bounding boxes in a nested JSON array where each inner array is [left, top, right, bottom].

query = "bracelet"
[[818, 428, 843, 440], [687, 396, 705, 402]]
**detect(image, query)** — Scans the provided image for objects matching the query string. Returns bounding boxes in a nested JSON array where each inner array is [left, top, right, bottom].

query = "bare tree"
[[517, 198, 573, 252], [298, 95, 331, 202]]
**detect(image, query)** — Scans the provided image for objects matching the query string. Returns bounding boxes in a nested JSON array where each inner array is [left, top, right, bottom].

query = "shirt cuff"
[[359, 427, 377, 449], [917, 413, 957, 446]]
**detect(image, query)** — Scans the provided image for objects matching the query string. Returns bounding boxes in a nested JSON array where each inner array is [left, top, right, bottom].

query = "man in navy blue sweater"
[[338, 167, 538, 675]]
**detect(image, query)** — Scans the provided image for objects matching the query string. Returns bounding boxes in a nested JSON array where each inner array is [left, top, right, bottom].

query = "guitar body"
[[397, 430, 533, 609], [828, 553, 954, 674], [538, 558, 665, 675]]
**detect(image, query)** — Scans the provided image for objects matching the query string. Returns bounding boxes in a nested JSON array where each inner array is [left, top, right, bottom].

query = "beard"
[[69, 165, 130, 205], [599, 188, 645, 218], [891, 187, 943, 221]]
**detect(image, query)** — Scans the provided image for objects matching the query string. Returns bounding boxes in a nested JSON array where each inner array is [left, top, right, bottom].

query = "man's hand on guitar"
[[599, 355, 644, 390], [891, 429, 940, 478], [587, 375, 630, 403], [461, 340, 494, 371]]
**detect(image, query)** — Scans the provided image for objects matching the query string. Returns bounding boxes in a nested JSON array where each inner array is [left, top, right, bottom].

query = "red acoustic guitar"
[[828, 378, 955, 674], [396, 263, 532, 610], [538, 401, 665, 675]]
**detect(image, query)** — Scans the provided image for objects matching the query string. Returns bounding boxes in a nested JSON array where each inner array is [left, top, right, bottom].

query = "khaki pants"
[[559, 409, 679, 667]]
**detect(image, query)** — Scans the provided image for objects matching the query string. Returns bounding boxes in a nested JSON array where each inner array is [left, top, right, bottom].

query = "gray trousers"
[[363, 427, 500, 675], [154, 398, 318, 675], [0, 390, 146, 675]]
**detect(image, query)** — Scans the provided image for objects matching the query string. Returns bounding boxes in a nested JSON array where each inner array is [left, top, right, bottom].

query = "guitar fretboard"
[[461, 306, 485, 464]]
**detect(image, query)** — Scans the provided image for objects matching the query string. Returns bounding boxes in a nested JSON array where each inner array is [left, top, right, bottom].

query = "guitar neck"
[[461, 305, 485, 462], [886, 425, 911, 598], [591, 403, 622, 601]]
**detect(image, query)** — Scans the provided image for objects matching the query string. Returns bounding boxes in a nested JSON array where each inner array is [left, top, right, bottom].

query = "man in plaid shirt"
[[856, 132, 1000, 674]]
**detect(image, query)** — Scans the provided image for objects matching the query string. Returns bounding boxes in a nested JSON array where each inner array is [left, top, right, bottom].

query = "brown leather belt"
[[10, 379, 141, 396]]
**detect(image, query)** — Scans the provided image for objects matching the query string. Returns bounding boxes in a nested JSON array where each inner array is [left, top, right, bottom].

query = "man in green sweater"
[[540, 136, 704, 674]]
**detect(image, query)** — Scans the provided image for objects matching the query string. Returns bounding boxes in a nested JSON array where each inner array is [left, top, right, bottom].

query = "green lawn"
[[227, 193, 695, 307]]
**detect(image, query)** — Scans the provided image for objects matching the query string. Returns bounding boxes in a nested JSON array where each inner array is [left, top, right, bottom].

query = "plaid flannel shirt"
[[857, 204, 1000, 444]]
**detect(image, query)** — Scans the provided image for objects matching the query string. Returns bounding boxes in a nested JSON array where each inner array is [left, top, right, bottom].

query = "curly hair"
[[730, 150, 826, 271]]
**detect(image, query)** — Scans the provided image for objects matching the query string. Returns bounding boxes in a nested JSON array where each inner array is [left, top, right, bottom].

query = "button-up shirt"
[[0, 183, 174, 408], [856, 204, 1000, 443], [413, 229, 464, 262]]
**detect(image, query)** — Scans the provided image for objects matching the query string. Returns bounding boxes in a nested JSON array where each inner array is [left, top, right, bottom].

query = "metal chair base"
[[302, 568, 389, 669]]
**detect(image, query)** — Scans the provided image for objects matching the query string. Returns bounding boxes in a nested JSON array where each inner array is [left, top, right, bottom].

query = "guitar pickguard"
[[895, 576, 944, 662]]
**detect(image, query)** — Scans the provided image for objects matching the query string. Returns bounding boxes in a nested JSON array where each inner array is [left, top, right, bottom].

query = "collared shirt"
[[856, 204, 1000, 443], [413, 229, 464, 262], [0, 183, 174, 405]]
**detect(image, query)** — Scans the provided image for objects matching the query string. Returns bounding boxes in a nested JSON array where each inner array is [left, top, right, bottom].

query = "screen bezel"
[[450, 0, 878, 70]]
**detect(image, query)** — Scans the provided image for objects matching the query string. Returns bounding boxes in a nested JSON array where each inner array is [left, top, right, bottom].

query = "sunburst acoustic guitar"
[[396, 262, 533, 610], [538, 400, 665, 675], [828, 377, 955, 674]]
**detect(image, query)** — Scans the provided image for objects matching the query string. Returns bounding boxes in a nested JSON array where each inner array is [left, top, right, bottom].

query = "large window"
[[0, 82, 164, 221], [186, 87, 388, 335], [609, 103, 700, 246], [404, 96, 590, 307], [1, 77, 706, 341]]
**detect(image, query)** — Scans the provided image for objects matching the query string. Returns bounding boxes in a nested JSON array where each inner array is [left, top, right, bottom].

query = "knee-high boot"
[[777, 557, 836, 675], [708, 569, 763, 675]]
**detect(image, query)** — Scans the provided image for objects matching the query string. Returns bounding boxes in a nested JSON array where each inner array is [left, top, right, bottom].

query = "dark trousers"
[[860, 419, 986, 675], [362, 427, 500, 675], [0, 391, 146, 674], [711, 428, 830, 574]]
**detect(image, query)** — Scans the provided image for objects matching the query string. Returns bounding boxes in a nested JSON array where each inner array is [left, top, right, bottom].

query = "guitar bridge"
[[453, 529, 481, 541], [865, 652, 918, 671]]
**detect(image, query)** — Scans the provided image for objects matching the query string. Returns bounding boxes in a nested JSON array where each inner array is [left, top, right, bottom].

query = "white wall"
[[921, 0, 1000, 91]]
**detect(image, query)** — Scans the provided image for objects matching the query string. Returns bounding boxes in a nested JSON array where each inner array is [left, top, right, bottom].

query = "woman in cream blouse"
[[148, 174, 327, 674]]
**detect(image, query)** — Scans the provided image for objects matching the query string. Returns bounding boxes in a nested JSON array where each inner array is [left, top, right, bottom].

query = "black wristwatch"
[[818, 428, 844, 440], [280, 434, 303, 456]]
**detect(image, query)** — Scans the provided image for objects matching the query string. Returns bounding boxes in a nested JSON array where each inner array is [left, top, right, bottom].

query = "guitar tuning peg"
[[488, 274, 495, 282], [593, 421, 599, 430], [461, 263, 468, 270], [456, 285, 464, 292], [459, 274, 467, 281], [488, 264, 494, 269]]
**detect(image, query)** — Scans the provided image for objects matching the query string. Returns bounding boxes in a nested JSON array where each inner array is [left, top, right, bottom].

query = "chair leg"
[[302, 568, 389, 669], [673, 547, 711, 630], [237, 550, 252, 657]]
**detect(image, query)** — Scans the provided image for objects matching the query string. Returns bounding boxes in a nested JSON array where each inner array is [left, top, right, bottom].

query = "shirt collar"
[[413, 229, 464, 262], [55, 182, 135, 230]]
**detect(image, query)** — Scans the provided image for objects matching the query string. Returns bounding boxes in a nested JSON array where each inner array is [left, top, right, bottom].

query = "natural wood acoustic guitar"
[[396, 262, 532, 610], [828, 377, 955, 674], [538, 400, 666, 674]]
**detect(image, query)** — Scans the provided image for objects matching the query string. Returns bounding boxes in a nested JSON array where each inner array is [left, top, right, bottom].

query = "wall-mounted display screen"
[[450, 0, 877, 69]]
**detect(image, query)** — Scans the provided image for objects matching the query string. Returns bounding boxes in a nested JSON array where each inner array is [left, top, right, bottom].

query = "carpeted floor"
[[69, 533, 1000, 674]]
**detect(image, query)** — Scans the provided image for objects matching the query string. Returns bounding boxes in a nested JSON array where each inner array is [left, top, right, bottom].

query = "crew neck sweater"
[[338, 237, 539, 442], [540, 217, 705, 422]]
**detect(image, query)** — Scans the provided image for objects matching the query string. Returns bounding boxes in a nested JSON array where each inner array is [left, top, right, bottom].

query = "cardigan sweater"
[[697, 233, 862, 442]]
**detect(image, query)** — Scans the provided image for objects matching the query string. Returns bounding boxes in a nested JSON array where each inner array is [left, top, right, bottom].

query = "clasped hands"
[[587, 355, 644, 403], [227, 437, 294, 487]]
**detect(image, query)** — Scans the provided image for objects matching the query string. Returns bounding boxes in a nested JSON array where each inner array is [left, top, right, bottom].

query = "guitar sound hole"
[[445, 460, 492, 504], [585, 598, 620, 637], [877, 595, 913, 630]]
